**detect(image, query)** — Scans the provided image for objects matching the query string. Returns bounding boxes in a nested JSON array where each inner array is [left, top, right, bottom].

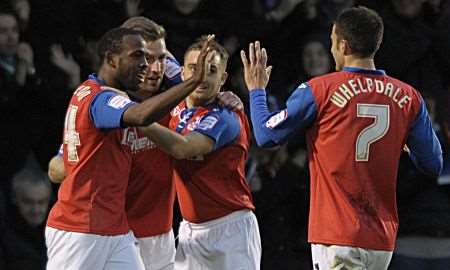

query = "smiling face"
[[114, 34, 149, 92], [182, 49, 228, 106], [138, 38, 167, 96]]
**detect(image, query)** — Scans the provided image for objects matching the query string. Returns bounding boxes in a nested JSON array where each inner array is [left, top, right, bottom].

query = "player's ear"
[[341, 39, 352, 56], [220, 71, 228, 87], [181, 66, 186, 81], [106, 52, 118, 69]]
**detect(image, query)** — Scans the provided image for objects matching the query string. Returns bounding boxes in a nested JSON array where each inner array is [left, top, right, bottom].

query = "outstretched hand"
[[240, 41, 272, 91], [191, 34, 216, 85]]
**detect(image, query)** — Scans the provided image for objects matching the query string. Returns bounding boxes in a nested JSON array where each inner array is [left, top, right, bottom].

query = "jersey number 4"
[[355, 104, 390, 161], [64, 105, 81, 162]]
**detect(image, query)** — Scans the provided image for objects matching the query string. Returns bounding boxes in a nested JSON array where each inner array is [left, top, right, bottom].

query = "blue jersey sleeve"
[[249, 83, 318, 147], [164, 56, 182, 88], [89, 91, 136, 129], [407, 98, 443, 177], [193, 108, 240, 150]]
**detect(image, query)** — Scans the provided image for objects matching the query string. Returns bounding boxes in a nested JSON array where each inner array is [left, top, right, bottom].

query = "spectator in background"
[[287, 33, 332, 95], [9, 0, 30, 33], [300, 34, 332, 79], [375, 0, 447, 102], [0, 6, 42, 195], [1, 168, 51, 270], [142, 0, 223, 60]]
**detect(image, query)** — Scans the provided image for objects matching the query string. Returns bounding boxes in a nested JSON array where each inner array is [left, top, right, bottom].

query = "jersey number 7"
[[355, 104, 390, 162]]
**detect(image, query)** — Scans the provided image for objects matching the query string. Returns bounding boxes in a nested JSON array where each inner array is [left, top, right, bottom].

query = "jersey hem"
[[308, 237, 395, 251], [46, 223, 129, 236]]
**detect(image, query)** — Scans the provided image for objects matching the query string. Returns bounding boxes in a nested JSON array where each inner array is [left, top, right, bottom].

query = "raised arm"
[[241, 41, 317, 147]]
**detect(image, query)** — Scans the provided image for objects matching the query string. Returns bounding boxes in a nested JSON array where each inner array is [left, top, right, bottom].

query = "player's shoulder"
[[209, 104, 235, 117], [207, 104, 239, 123], [70, 80, 101, 103], [308, 71, 342, 84], [385, 74, 423, 101], [305, 71, 345, 93], [385, 75, 417, 91]]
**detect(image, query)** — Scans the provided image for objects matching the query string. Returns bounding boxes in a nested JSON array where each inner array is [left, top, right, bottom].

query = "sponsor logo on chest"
[[121, 128, 156, 153]]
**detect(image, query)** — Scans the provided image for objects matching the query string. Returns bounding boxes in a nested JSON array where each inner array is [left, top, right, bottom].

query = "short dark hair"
[[185, 35, 229, 64], [122, 16, 166, 42], [97, 27, 142, 63], [335, 6, 384, 58]]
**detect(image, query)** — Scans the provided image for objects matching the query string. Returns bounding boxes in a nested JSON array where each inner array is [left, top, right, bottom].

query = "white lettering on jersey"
[[330, 78, 412, 109], [265, 109, 288, 129], [74, 85, 91, 101], [107, 95, 132, 109], [121, 128, 156, 153]]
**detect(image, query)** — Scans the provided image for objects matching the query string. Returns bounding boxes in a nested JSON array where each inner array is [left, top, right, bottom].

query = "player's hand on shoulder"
[[217, 91, 244, 111], [240, 41, 272, 91]]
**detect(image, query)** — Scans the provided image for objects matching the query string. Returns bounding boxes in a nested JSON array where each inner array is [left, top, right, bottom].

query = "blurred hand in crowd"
[[126, 0, 144, 17], [15, 42, 35, 85], [50, 43, 81, 88]]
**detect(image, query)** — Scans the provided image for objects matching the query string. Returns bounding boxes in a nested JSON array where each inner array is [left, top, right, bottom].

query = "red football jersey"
[[47, 79, 132, 235], [169, 102, 254, 223], [307, 70, 422, 251], [124, 115, 176, 238]]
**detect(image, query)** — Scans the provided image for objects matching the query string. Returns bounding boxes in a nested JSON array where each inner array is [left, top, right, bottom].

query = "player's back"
[[306, 67, 422, 251], [47, 79, 132, 235]]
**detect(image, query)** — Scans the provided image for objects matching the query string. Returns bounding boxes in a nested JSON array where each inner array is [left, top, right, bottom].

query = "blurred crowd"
[[0, 0, 449, 269]]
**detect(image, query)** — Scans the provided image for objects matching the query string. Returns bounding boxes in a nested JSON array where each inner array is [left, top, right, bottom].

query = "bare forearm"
[[140, 124, 189, 159], [123, 78, 199, 126], [140, 123, 214, 159]]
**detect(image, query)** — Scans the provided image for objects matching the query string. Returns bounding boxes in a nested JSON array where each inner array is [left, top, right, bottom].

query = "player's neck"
[[343, 57, 376, 70], [97, 69, 119, 88]]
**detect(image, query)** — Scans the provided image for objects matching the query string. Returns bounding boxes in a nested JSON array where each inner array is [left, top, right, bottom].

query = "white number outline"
[[355, 104, 390, 162], [63, 105, 81, 162]]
